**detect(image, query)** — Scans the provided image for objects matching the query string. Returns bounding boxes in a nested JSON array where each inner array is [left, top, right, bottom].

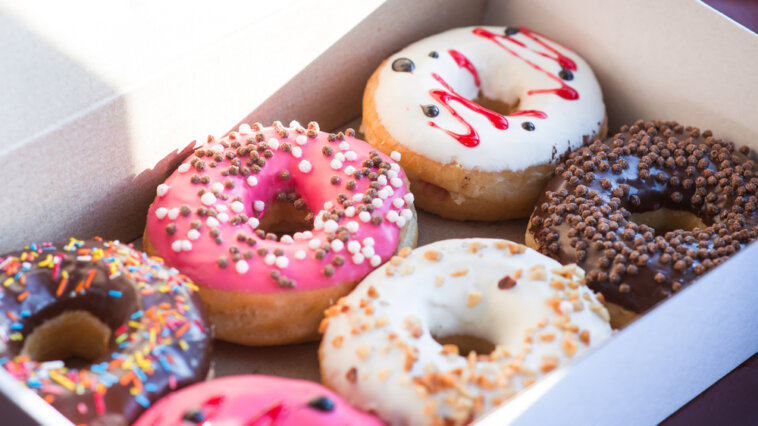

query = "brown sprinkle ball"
[[529, 120, 758, 314]]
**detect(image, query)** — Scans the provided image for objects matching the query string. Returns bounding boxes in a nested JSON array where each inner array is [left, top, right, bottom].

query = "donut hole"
[[256, 195, 314, 238], [433, 333, 496, 357], [21, 310, 111, 367], [630, 208, 706, 236], [472, 92, 520, 116]]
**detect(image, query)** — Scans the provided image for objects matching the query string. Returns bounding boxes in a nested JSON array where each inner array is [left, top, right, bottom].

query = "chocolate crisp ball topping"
[[529, 120, 758, 314]]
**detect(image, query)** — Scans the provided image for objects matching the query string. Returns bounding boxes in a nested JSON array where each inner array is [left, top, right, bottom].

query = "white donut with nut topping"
[[319, 238, 612, 425]]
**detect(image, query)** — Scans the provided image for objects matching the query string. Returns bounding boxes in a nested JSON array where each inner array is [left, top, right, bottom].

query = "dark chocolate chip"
[[522, 121, 535, 131], [421, 104, 439, 117], [558, 69, 574, 81], [505, 27, 520, 36], [308, 396, 335, 412], [428, 51, 439, 58], [391, 58, 415, 72]]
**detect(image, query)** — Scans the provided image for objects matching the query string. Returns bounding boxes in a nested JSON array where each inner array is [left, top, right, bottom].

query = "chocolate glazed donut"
[[0, 239, 212, 425], [526, 120, 758, 327]]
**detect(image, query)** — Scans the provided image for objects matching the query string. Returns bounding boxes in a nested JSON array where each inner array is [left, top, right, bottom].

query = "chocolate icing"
[[0, 238, 212, 425], [529, 120, 758, 313]]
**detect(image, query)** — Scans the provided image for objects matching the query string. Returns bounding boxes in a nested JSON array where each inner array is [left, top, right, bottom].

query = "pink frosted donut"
[[144, 121, 418, 346], [133, 375, 383, 426]]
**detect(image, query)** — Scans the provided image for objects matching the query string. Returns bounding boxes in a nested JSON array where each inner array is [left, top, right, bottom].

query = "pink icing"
[[146, 124, 411, 293], [133, 375, 383, 426]]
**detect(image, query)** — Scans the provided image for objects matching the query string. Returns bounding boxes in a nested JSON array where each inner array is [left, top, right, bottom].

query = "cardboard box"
[[1, 0, 756, 424]]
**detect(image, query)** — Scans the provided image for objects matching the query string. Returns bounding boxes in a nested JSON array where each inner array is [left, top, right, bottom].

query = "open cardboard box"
[[1, 0, 757, 424]]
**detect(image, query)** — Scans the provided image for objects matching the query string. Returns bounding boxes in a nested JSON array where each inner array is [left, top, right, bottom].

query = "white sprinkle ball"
[[217, 213, 229, 223], [201, 193, 217, 206], [254, 201, 265, 211], [231, 201, 244, 213], [308, 238, 322, 250], [171, 241, 182, 252], [391, 163, 400, 172], [295, 135, 308, 145], [386, 210, 399, 222], [391, 177, 403, 188], [396, 217, 407, 228], [393, 198, 405, 208], [339, 142, 350, 151], [239, 123, 252, 133], [359, 211, 371, 222], [390, 151, 402, 161], [236, 260, 249, 274], [372, 198, 383, 208], [404, 193, 415, 204], [181, 240, 192, 251], [387, 170, 398, 179], [248, 217, 260, 229], [344, 165, 356, 176], [330, 159, 343, 170], [323, 201, 334, 210], [335, 152, 346, 162], [294, 250, 306, 260], [298, 160, 312, 173], [352, 253, 365, 264], [178, 163, 190, 173], [345, 151, 357, 161], [155, 207, 167, 219], [216, 204, 228, 212], [324, 220, 338, 233], [268, 138, 280, 150], [401, 209, 414, 221], [168, 208, 180, 220], [347, 241, 361, 253], [206, 217, 220, 227], [303, 231, 313, 239], [361, 245, 375, 258], [247, 176, 258, 186], [352, 193, 364, 202], [275, 256, 289, 268], [331, 239, 344, 252], [292, 147, 303, 158], [370, 255, 382, 267], [346, 221, 359, 233], [377, 175, 388, 186], [215, 181, 230, 192], [378, 189, 390, 199], [156, 184, 169, 197], [264, 254, 276, 265], [289, 120, 302, 128], [560, 300, 574, 315], [280, 235, 294, 244], [363, 237, 375, 246], [345, 206, 356, 217], [187, 229, 200, 240]]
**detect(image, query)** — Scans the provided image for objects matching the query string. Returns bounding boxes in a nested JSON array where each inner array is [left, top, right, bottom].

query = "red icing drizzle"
[[247, 401, 289, 426], [472, 27, 579, 100], [509, 110, 548, 119], [428, 73, 508, 147], [448, 49, 480, 87]]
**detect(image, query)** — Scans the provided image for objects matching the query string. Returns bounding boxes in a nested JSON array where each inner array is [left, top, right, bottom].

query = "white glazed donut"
[[319, 238, 612, 425], [362, 26, 607, 220]]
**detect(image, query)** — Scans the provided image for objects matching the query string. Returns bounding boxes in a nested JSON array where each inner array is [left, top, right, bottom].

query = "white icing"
[[373, 26, 605, 171], [320, 238, 612, 425]]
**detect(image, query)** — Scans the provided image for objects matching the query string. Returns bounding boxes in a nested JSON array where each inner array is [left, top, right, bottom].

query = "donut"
[[144, 121, 418, 346], [362, 26, 607, 221], [133, 374, 383, 425], [0, 238, 212, 425], [319, 238, 612, 425], [526, 120, 758, 328]]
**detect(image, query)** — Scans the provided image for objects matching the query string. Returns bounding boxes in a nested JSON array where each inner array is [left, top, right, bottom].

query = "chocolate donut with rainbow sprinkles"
[[144, 121, 418, 346], [363, 26, 607, 220], [0, 238, 211, 425]]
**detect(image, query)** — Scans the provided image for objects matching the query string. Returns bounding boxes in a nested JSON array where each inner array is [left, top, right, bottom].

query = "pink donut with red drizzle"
[[363, 26, 607, 221], [144, 121, 418, 346], [133, 375, 383, 426]]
